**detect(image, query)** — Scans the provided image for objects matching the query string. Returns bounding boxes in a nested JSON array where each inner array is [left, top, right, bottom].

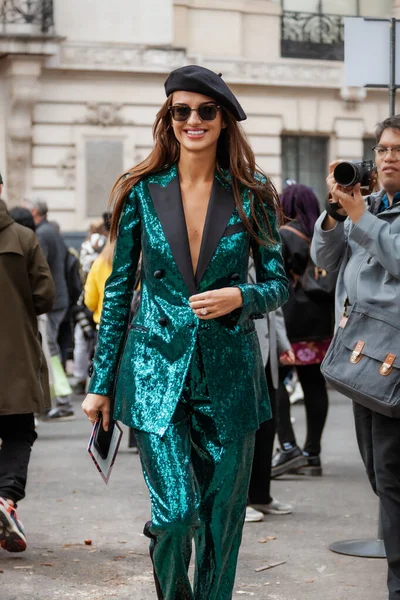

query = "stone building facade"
[[0, 0, 398, 231]]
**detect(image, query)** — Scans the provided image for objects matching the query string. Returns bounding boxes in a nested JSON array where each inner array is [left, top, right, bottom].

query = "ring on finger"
[[200, 307, 208, 316]]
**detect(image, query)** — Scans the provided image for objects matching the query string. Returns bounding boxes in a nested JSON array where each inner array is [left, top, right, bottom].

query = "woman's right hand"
[[326, 160, 342, 195], [81, 393, 111, 431], [327, 160, 350, 216], [322, 160, 348, 230]]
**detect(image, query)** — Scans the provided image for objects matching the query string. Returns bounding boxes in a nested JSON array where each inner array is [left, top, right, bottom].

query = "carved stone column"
[[5, 57, 43, 206]]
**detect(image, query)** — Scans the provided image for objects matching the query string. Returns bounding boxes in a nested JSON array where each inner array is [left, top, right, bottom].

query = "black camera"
[[333, 160, 376, 188]]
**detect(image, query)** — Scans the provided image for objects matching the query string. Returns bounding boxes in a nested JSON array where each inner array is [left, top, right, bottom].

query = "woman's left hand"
[[189, 287, 243, 320]]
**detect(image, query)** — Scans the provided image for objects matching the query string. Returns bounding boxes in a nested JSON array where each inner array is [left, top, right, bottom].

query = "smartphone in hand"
[[93, 414, 115, 460]]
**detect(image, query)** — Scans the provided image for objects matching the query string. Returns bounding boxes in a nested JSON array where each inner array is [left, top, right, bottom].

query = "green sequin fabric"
[[88, 163, 288, 442], [137, 342, 256, 599]]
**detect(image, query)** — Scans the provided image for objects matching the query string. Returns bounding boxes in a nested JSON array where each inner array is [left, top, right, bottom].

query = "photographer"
[[312, 115, 400, 600]]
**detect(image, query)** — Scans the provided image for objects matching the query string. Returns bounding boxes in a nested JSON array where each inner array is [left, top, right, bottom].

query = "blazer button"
[[230, 273, 240, 281], [159, 317, 168, 327], [154, 269, 165, 279]]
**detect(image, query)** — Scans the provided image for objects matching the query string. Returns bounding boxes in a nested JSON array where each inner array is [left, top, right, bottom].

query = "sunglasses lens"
[[198, 105, 218, 121], [171, 106, 191, 121]]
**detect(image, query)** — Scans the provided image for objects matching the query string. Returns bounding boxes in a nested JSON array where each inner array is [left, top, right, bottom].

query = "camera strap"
[[325, 195, 347, 222]]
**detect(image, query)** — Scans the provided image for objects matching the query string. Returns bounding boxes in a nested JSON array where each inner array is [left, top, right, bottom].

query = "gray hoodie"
[[248, 259, 291, 389], [311, 190, 400, 327]]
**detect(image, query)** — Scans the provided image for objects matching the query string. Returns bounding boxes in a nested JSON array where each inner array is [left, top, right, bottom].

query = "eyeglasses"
[[169, 103, 220, 122], [372, 145, 400, 159]]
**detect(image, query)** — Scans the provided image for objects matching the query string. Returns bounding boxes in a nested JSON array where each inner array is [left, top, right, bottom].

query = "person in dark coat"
[[31, 200, 74, 420], [271, 184, 335, 478], [244, 257, 294, 522], [0, 199, 55, 552]]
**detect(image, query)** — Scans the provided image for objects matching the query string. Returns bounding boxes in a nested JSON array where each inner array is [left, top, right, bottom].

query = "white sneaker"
[[289, 381, 304, 405], [245, 506, 264, 523], [252, 499, 293, 515]]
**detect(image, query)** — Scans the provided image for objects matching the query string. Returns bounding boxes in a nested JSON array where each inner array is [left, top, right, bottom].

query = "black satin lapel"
[[195, 179, 235, 286], [148, 179, 197, 296]]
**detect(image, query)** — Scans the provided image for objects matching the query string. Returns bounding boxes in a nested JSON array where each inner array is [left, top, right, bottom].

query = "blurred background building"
[[0, 0, 398, 233]]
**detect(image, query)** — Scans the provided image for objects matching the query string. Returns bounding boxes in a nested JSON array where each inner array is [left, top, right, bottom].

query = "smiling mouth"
[[184, 129, 206, 137]]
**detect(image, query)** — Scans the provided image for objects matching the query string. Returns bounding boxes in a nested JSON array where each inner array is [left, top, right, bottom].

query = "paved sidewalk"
[[0, 391, 387, 600]]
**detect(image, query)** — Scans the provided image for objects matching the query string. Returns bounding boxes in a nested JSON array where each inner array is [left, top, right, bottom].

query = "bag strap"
[[280, 224, 311, 246], [280, 224, 312, 287]]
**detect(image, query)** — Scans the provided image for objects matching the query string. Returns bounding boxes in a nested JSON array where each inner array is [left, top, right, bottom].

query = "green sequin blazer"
[[89, 164, 288, 442]]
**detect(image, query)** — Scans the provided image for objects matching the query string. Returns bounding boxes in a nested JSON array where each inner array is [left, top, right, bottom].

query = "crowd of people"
[[1, 66, 400, 600], [0, 190, 116, 552]]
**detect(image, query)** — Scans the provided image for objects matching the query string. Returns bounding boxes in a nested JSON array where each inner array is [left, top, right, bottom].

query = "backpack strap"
[[280, 224, 311, 245]]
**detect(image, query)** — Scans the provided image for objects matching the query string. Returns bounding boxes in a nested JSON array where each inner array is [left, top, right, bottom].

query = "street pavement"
[[1, 390, 387, 600]]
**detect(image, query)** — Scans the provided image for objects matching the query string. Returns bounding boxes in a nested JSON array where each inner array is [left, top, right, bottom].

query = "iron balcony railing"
[[1, 0, 54, 34], [281, 10, 344, 61]]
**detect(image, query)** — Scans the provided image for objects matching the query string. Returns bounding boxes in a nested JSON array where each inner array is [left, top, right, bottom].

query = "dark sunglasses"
[[169, 103, 220, 122]]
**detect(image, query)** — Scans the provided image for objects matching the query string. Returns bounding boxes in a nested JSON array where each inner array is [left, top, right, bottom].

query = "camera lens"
[[333, 162, 358, 187]]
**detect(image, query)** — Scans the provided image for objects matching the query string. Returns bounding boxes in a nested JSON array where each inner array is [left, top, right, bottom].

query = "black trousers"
[[276, 364, 328, 456], [0, 414, 37, 503], [353, 402, 400, 599], [248, 363, 276, 505]]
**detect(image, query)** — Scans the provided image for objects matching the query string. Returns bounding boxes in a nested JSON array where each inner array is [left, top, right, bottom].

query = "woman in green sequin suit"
[[82, 65, 288, 600]]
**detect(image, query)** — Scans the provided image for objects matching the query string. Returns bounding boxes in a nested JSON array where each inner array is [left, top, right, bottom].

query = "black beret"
[[165, 65, 247, 122]]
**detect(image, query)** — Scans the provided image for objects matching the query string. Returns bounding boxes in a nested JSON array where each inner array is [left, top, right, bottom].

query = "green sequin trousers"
[[135, 347, 256, 600]]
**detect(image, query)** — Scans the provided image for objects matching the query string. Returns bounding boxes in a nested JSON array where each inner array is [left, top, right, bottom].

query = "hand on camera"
[[331, 183, 366, 224], [326, 161, 348, 219]]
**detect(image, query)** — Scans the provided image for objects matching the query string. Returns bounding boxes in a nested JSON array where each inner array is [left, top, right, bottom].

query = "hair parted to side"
[[108, 95, 282, 244], [375, 115, 400, 142]]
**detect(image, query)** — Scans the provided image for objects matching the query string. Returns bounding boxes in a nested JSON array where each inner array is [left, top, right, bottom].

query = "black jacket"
[[280, 219, 334, 343], [36, 219, 69, 312]]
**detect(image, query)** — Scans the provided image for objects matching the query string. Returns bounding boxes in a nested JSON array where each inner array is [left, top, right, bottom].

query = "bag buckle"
[[314, 267, 327, 281], [350, 340, 365, 364], [379, 353, 396, 376]]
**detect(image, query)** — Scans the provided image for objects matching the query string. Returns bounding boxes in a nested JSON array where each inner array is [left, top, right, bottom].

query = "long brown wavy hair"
[[108, 95, 282, 244]]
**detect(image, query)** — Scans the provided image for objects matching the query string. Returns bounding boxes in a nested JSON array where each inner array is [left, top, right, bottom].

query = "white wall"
[[0, 0, 393, 225], [30, 71, 167, 230], [54, 0, 173, 45], [29, 65, 389, 231], [173, 1, 280, 60]]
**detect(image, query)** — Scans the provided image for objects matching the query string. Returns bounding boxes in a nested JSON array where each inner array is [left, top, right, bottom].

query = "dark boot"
[[271, 445, 308, 478]]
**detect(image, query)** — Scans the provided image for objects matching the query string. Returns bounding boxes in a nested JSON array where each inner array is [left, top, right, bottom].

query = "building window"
[[85, 139, 123, 218], [282, 135, 329, 205], [280, 0, 392, 61], [0, 0, 54, 34]]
